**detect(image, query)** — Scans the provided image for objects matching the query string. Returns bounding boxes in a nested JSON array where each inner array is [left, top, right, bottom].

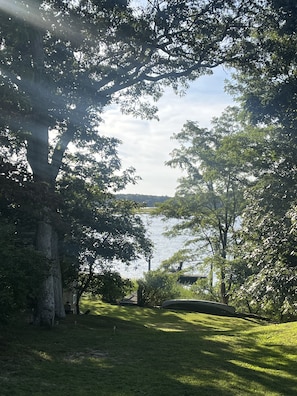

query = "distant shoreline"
[[116, 193, 171, 208]]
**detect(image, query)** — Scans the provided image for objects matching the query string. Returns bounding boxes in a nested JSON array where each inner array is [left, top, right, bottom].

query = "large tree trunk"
[[52, 229, 65, 319], [26, 23, 65, 327], [35, 220, 55, 326], [34, 220, 65, 326]]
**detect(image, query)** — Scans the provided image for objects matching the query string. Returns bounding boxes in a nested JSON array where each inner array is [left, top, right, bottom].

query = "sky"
[[100, 66, 235, 197]]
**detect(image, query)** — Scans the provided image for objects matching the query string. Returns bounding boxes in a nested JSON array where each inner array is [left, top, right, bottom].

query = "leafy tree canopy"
[[0, 0, 264, 325], [222, 0, 297, 319], [228, 0, 297, 134], [0, 0, 262, 183], [155, 107, 254, 303]]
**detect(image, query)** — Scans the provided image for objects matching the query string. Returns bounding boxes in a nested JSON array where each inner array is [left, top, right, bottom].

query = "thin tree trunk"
[[76, 291, 82, 315], [220, 279, 229, 305]]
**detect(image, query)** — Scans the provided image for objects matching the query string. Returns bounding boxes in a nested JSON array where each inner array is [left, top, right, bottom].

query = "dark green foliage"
[[228, 0, 297, 134], [0, 0, 264, 324], [226, 3, 297, 318], [226, 25, 297, 318], [233, 148, 297, 319], [137, 270, 180, 307], [206, 0, 297, 318], [0, 224, 48, 322], [0, 159, 49, 322], [58, 174, 153, 269], [57, 170, 152, 313], [88, 270, 133, 304]]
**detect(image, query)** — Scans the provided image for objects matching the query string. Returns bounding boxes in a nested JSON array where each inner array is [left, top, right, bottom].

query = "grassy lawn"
[[1, 299, 297, 396]]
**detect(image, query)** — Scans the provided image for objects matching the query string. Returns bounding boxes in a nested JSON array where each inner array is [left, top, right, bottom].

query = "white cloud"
[[100, 67, 234, 196]]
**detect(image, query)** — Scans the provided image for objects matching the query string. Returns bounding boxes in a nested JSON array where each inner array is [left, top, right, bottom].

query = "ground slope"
[[0, 300, 296, 395]]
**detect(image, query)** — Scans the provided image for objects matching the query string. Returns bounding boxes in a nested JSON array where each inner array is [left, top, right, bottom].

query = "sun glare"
[[0, 0, 82, 44]]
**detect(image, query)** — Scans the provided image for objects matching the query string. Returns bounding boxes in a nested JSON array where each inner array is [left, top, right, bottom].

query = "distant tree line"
[[116, 194, 171, 208]]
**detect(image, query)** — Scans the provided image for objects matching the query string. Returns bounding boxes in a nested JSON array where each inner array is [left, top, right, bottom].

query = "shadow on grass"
[[1, 308, 297, 396]]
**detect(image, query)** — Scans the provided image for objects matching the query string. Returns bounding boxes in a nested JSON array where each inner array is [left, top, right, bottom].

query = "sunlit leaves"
[[157, 108, 252, 303]]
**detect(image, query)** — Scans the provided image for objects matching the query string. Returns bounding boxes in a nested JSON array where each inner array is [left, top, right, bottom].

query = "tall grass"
[[0, 299, 296, 395]]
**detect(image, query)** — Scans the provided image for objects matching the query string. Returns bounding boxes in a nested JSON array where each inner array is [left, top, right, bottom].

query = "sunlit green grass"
[[1, 299, 297, 395]]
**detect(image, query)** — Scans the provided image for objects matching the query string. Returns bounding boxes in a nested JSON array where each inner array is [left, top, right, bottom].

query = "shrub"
[[233, 262, 297, 321], [92, 270, 133, 304], [137, 270, 181, 307], [0, 225, 48, 323]]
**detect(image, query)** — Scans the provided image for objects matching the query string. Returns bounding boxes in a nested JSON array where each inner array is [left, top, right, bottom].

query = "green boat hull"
[[162, 299, 236, 316]]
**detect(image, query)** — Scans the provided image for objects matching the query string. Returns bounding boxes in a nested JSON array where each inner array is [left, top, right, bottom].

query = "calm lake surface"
[[115, 214, 190, 280]]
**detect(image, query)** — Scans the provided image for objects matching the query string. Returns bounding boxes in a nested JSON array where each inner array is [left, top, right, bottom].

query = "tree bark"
[[34, 219, 65, 326], [25, 22, 66, 326], [52, 229, 65, 319], [35, 220, 55, 326], [220, 279, 229, 305]]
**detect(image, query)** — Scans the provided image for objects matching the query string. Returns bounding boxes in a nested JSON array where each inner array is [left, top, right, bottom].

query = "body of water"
[[114, 214, 191, 279]]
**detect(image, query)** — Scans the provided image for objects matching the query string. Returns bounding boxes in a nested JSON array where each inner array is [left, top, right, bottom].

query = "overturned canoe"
[[162, 299, 236, 316]]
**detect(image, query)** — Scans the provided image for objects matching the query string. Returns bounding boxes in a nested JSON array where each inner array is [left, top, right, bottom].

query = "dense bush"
[[91, 270, 133, 304], [0, 224, 48, 323], [137, 270, 181, 307], [234, 262, 297, 321]]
